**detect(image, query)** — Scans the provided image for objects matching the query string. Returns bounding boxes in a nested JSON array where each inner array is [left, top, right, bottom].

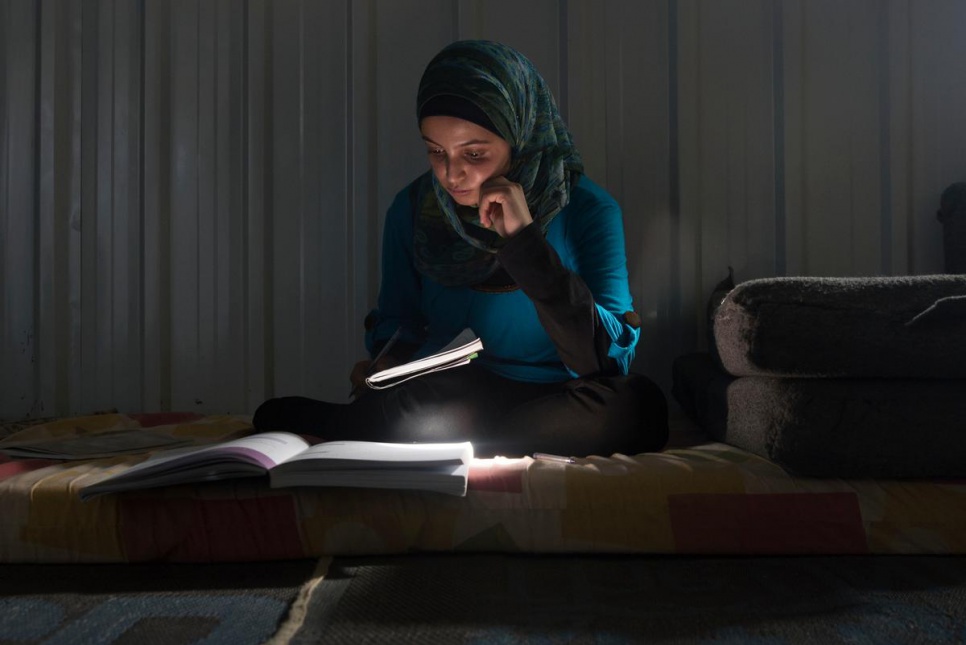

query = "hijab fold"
[[414, 40, 583, 287]]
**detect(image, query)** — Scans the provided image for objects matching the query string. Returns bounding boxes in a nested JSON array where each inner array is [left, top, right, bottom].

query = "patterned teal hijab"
[[414, 40, 583, 287]]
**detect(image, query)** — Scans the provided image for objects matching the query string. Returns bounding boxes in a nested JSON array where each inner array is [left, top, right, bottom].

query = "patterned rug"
[[0, 558, 325, 645], [283, 553, 966, 644]]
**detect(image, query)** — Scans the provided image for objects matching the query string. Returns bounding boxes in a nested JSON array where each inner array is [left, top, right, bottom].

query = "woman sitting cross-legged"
[[253, 40, 669, 459]]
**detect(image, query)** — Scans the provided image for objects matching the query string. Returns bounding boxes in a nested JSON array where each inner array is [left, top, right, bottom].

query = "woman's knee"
[[624, 374, 670, 452], [569, 373, 669, 453], [252, 396, 327, 433]]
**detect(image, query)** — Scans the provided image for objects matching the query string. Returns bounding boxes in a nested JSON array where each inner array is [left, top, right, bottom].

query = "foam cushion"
[[713, 275, 966, 378], [672, 352, 966, 479]]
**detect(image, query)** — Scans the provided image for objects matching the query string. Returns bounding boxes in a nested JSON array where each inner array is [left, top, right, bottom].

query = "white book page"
[[367, 328, 482, 385], [101, 431, 311, 480], [269, 464, 470, 496], [365, 358, 475, 390], [277, 440, 473, 469]]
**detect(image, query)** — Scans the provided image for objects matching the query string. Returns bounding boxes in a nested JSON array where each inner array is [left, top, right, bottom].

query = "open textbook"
[[78, 432, 474, 500], [365, 328, 483, 390]]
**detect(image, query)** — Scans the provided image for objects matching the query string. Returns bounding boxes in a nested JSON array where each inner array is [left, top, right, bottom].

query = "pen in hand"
[[349, 327, 402, 400]]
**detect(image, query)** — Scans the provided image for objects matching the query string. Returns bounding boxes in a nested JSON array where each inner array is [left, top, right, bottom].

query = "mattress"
[[2, 412, 964, 563]]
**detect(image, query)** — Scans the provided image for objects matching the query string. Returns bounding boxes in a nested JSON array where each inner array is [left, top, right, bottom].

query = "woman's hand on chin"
[[478, 176, 533, 238]]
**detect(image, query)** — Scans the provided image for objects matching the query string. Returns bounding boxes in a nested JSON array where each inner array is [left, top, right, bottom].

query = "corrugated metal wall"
[[2, 0, 964, 419]]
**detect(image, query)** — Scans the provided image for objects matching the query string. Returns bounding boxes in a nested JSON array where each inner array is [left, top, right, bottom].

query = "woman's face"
[[420, 116, 511, 207]]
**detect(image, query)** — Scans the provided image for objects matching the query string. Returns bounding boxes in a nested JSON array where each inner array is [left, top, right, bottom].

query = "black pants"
[[252, 366, 668, 458]]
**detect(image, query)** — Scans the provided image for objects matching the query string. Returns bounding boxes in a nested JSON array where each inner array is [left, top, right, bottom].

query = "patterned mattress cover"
[[1, 413, 964, 563]]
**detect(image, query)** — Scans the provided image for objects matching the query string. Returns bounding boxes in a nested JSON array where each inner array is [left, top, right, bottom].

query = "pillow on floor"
[[713, 275, 966, 378], [672, 352, 966, 479]]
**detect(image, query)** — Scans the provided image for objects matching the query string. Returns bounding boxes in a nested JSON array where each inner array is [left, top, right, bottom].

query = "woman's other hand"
[[478, 176, 533, 238], [349, 356, 401, 395]]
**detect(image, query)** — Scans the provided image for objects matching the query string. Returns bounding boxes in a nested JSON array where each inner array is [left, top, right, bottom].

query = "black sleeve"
[[497, 223, 620, 377]]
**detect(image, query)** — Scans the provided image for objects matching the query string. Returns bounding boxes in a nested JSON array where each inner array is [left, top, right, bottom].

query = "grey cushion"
[[672, 353, 966, 479], [713, 275, 966, 378]]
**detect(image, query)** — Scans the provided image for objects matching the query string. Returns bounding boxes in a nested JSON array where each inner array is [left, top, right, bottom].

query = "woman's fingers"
[[479, 177, 532, 237], [349, 360, 372, 389], [349, 355, 401, 398]]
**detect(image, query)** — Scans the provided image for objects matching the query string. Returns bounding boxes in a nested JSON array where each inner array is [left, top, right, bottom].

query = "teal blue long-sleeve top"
[[366, 174, 640, 383]]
